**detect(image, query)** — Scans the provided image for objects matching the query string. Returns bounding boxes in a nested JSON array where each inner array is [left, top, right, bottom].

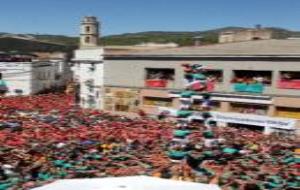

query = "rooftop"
[[105, 39, 300, 57]]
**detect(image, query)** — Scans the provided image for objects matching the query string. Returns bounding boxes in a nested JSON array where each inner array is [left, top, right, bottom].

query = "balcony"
[[277, 80, 300, 90], [145, 68, 174, 88], [191, 99, 220, 111], [233, 83, 264, 93], [230, 103, 268, 115], [145, 79, 168, 88], [231, 70, 271, 93]]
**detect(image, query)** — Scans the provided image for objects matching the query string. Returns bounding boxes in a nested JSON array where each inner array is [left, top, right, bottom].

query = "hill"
[[33, 34, 78, 47], [101, 27, 245, 46], [0, 34, 75, 53], [1, 27, 300, 52], [101, 27, 300, 46]]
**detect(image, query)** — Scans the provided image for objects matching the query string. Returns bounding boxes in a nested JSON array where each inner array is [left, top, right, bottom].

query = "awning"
[[32, 176, 221, 190]]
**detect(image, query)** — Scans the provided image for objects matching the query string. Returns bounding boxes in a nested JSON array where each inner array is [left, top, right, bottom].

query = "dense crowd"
[[0, 93, 299, 190]]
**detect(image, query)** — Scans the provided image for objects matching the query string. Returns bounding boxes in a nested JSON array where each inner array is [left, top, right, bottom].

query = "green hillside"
[[101, 27, 300, 46], [1, 27, 300, 52], [0, 37, 74, 53], [100, 27, 244, 46], [33, 34, 78, 47]]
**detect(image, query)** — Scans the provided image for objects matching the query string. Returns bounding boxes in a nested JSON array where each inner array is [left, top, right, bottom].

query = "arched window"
[[85, 26, 90, 32], [85, 36, 90, 43]]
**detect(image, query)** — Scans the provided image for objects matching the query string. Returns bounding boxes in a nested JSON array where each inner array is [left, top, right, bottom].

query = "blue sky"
[[1, 0, 300, 36]]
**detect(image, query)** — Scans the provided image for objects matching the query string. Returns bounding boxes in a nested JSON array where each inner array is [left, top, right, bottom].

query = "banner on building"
[[158, 107, 296, 130], [197, 111, 296, 130]]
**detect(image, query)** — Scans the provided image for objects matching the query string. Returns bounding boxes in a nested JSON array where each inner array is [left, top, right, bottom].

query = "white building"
[[0, 52, 71, 96], [48, 52, 73, 87], [72, 16, 104, 109]]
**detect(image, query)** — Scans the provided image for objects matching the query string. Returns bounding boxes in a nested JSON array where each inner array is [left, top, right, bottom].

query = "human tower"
[[167, 64, 216, 164]]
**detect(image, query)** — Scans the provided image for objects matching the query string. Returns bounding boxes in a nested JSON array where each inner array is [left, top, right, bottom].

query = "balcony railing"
[[233, 83, 264, 93], [145, 79, 168, 88], [277, 80, 300, 89]]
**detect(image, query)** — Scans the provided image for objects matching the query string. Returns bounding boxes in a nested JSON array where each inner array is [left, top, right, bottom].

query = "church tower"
[[80, 16, 100, 48], [73, 16, 104, 110]]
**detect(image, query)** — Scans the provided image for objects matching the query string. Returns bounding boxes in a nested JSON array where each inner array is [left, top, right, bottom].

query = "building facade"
[[0, 52, 71, 96], [71, 17, 300, 135], [103, 40, 300, 135], [219, 28, 272, 43]]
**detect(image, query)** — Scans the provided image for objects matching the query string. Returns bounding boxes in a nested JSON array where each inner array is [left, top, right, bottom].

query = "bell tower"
[[80, 16, 100, 48], [73, 16, 104, 110]]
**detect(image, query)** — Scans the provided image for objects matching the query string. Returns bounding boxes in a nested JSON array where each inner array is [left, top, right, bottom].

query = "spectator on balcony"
[[253, 76, 264, 83], [282, 73, 292, 80]]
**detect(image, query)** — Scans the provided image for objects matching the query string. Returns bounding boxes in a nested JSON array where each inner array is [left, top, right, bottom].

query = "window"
[[280, 71, 300, 80], [87, 95, 96, 108], [115, 105, 130, 112], [55, 74, 61, 80], [230, 103, 268, 115], [88, 86, 94, 93], [85, 79, 94, 87], [85, 36, 90, 43], [276, 107, 300, 119], [145, 68, 175, 80], [89, 63, 96, 72], [232, 70, 272, 93], [85, 26, 90, 33], [278, 71, 300, 89], [143, 97, 172, 107], [232, 70, 272, 85], [145, 68, 175, 88], [205, 70, 223, 82], [14, 89, 23, 95], [86, 80, 95, 93]]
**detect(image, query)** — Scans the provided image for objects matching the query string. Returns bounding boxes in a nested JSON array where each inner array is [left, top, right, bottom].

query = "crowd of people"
[[231, 76, 271, 85], [0, 93, 299, 189]]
